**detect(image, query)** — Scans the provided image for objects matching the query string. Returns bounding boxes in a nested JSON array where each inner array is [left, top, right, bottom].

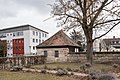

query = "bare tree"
[[51, 0, 120, 64]]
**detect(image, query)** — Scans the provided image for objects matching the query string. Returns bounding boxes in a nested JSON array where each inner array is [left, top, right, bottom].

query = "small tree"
[[70, 29, 82, 43], [70, 29, 85, 50], [51, 0, 120, 64], [0, 40, 7, 57], [100, 39, 111, 51]]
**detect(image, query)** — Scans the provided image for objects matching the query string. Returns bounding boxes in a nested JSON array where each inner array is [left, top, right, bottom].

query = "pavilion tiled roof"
[[37, 30, 80, 48]]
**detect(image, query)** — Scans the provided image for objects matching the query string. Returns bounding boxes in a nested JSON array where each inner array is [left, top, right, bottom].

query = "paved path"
[[22, 68, 88, 77]]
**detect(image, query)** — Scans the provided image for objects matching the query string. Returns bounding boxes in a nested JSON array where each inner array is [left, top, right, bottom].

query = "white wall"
[[0, 29, 48, 57], [23, 30, 30, 56], [26, 30, 48, 56]]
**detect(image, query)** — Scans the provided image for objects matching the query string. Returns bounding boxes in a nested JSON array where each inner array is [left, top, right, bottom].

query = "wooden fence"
[[0, 55, 46, 69], [67, 52, 120, 63]]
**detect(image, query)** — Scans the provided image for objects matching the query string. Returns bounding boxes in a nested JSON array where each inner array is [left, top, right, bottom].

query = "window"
[[3, 33, 6, 37], [7, 40, 9, 43], [13, 33, 15, 36], [33, 39, 35, 43], [13, 32, 23, 36], [33, 53, 35, 55], [55, 50, 59, 57], [7, 34, 9, 36], [75, 48, 79, 52], [0, 33, 6, 38], [33, 31, 35, 35], [44, 50, 48, 57], [39, 39, 41, 43], [36, 39, 38, 43], [33, 46, 35, 50], [7, 48, 9, 50], [42, 33, 44, 37], [21, 40, 24, 43], [113, 41, 115, 44], [45, 34, 47, 37], [36, 32, 38, 36], [10, 34, 12, 36], [39, 32, 41, 38], [116, 41, 119, 44], [19, 32, 23, 36], [16, 40, 19, 43], [16, 46, 18, 50], [22, 46, 24, 50], [18, 40, 21, 43]]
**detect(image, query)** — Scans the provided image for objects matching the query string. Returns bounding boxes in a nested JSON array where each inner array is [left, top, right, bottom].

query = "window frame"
[[44, 50, 48, 57], [54, 50, 59, 57]]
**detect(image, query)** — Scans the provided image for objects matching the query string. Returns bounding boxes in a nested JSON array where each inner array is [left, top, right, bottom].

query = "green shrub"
[[89, 69, 100, 80], [98, 74, 116, 80], [85, 63, 92, 68]]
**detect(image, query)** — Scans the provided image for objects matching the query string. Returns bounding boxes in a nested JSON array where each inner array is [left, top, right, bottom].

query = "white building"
[[0, 24, 48, 57], [100, 36, 120, 52]]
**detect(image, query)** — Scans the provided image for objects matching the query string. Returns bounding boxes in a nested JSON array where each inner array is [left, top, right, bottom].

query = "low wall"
[[0, 55, 46, 69], [67, 52, 120, 62]]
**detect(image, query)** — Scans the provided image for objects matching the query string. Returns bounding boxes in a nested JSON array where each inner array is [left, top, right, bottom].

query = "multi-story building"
[[0, 24, 48, 57], [100, 36, 120, 52]]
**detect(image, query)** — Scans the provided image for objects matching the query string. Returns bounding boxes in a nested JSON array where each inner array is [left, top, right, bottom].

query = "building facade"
[[0, 24, 48, 57]]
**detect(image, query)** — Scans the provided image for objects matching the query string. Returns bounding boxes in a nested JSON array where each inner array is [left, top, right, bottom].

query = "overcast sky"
[[0, 0, 120, 38], [0, 0, 62, 36]]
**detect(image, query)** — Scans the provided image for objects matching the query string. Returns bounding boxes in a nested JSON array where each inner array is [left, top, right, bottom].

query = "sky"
[[0, 0, 120, 38], [0, 0, 61, 37]]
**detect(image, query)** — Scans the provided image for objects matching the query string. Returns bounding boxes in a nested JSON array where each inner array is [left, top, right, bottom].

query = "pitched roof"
[[0, 24, 48, 34], [103, 38, 120, 45], [37, 30, 80, 48], [102, 37, 120, 49]]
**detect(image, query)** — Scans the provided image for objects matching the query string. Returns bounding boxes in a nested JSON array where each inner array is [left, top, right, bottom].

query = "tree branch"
[[93, 21, 120, 41], [93, 19, 120, 28], [104, 0, 113, 6], [89, 0, 108, 27], [79, 0, 84, 14]]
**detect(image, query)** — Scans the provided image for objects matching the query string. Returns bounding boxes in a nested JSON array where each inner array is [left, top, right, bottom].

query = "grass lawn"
[[0, 70, 79, 80], [32, 62, 80, 69], [0, 62, 118, 80]]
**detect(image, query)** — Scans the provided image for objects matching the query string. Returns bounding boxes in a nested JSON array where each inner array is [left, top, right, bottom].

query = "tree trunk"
[[86, 40, 93, 64]]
